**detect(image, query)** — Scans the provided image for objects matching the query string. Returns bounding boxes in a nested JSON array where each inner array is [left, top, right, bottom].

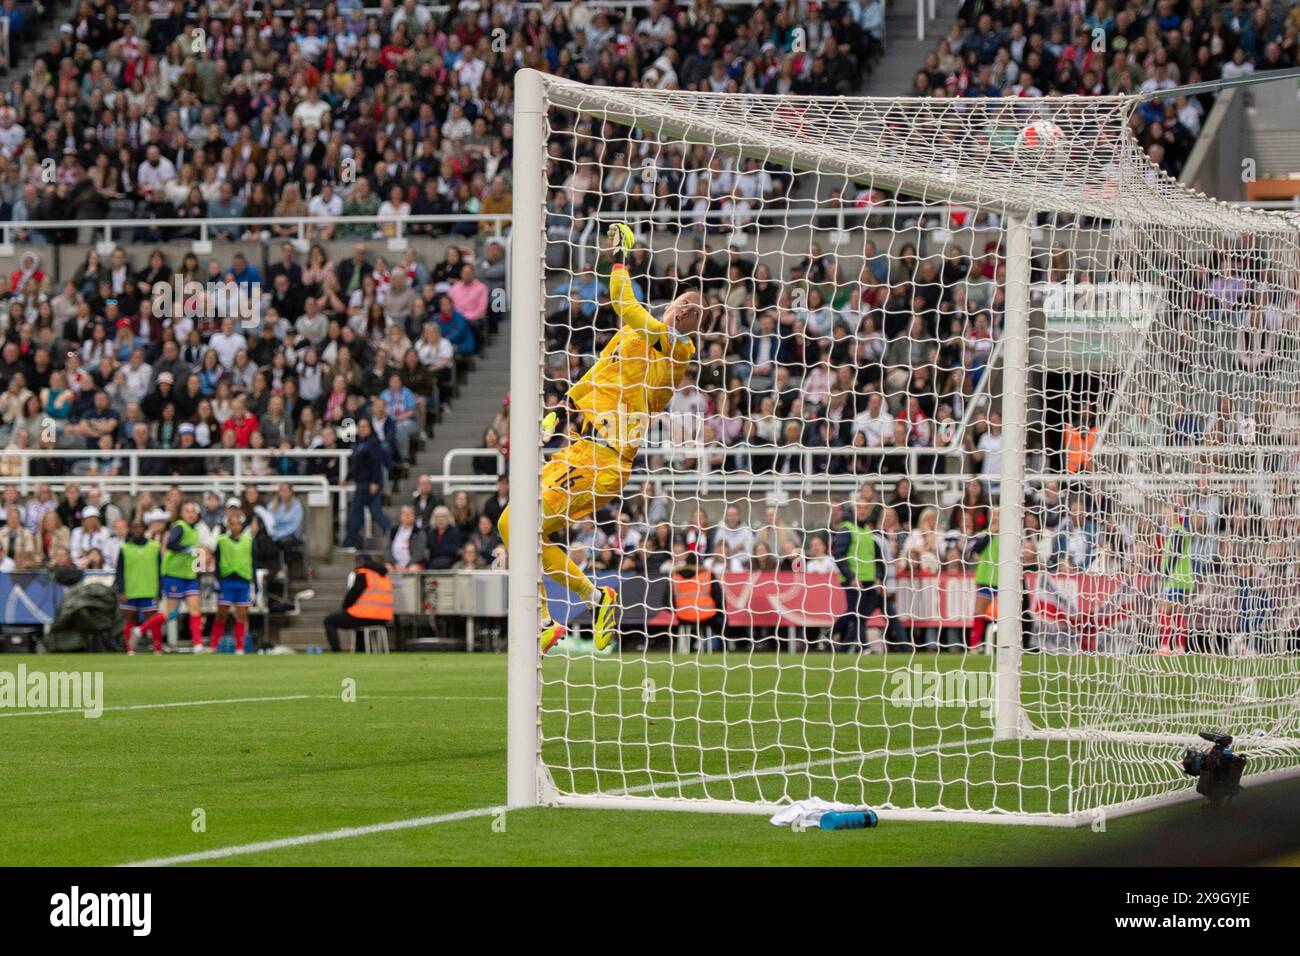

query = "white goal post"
[[507, 67, 1300, 825]]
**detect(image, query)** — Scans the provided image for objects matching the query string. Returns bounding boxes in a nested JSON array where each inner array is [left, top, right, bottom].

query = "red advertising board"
[[717, 571, 847, 627], [710, 571, 1151, 631]]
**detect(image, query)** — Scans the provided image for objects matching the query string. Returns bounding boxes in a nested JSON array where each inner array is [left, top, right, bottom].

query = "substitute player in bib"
[[116, 519, 164, 655], [209, 506, 254, 654], [967, 510, 1000, 651], [161, 501, 207, 653], [499, 222, 703, 654]]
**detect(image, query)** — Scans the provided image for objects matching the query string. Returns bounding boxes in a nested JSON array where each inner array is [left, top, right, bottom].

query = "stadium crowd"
[[910, 0, 1300, 176], [0, 0, 893, 576], [0, 0, 886, 234], [0, 0, 1288, 654]]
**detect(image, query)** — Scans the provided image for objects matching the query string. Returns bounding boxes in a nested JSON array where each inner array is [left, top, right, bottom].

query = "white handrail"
[[3, 213, 512, 254], [0, 474, 328, 494], [5, 213, 512, 232], [436, 448, 974, 496], [0, 447, 347, 459], [9, 204, 1000, 239], [2, 447, 351, 538]]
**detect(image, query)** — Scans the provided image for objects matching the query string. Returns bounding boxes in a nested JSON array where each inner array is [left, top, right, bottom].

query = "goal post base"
[[550, 793, 1092, 827], [542, 761, 1300, 828]]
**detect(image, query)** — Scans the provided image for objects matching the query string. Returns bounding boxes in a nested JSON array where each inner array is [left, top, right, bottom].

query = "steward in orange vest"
[[351, 566, 395, 620], [672, 567, 719, 623], [671, 554, 725, 650], [1064, 423, 1097, 474], [324, 555, 394, 652]]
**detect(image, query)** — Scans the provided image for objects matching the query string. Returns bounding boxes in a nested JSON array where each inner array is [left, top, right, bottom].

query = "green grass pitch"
[[0, 653, 1177, 866]]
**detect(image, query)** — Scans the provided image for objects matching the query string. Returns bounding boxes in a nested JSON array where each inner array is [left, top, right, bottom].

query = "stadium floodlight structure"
[[507, 68, 1300, 825]]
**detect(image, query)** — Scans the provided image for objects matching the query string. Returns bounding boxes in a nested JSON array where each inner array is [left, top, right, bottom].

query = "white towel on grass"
[[769, 797, 856, 828]]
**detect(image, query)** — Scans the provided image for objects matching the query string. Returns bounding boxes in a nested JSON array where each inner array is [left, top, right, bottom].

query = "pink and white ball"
[[1017, 120, 1064, 152]]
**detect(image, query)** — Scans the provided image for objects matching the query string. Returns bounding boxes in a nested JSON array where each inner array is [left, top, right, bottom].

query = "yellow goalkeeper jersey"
[[568, 264, 696, 460]]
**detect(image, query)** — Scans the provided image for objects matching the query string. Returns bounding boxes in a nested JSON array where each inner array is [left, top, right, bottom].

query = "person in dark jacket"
[[425, 505, 462, 570], [342, 417, 392, 548]]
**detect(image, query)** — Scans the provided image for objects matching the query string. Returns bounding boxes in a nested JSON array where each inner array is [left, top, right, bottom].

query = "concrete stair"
[[868, 0, 965, 95], [390, 319, 512, 506], [272, 577, 353, 651], [5, 1, 77, 79], [262, 321, 513, 652]]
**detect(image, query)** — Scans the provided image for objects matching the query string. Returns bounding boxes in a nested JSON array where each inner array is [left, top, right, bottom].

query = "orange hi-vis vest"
[[351, 567, 394, 621], [1064, 424, 1097, 474], [672, 570, 718, 623]]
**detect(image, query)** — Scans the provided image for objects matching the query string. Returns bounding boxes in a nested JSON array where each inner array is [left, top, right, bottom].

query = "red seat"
[[865, 613, 888, 630]]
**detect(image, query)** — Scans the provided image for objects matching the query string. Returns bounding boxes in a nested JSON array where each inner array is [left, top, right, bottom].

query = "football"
[[1017, 119, 1065, 152]]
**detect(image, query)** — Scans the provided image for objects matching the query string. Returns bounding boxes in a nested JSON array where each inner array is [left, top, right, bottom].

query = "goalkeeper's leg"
[[498, 443, 625, 652], [499, 505, 570, 654], [499, 506, 617, 654]]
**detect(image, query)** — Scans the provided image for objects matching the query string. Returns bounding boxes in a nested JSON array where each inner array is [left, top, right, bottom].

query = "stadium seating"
[[909, 0, 1300, 176]]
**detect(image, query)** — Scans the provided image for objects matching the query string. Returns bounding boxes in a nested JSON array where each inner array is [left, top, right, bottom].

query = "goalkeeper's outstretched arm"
[[606, 222, 666, 336], [605, 222, 704, 339]]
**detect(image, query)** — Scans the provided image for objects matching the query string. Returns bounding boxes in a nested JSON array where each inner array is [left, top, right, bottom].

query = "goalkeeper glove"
[[540, 411, 558, 442], [607, 222, 635, 260]]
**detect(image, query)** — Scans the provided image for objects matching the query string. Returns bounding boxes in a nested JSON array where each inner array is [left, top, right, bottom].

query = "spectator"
[[427, 506, 463, 570], [268, 483, 305, 569], [386, 505, 429, 572], [342, 416, 392, 550], [70, 507, 112, 569]]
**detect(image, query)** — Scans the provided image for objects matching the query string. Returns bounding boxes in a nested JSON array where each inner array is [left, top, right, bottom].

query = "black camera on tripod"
[[1181, 733, 1247, 806]]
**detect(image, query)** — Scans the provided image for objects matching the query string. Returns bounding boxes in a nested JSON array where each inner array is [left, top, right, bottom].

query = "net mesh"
[[526, 75, 1300, 820]]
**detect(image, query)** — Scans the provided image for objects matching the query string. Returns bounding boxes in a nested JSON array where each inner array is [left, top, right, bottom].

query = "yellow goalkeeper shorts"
[[540, 438, 632, 534]]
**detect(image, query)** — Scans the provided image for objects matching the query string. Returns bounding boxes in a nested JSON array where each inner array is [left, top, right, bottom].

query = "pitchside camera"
[[1181, 733, 1247, 806]]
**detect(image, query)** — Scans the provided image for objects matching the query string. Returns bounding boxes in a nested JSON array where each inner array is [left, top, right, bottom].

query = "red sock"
[[189, 615, 203, 647], [1174, 613, 1187, 650], [210, 618, 226, 650], [970, 617, 987, 650], [123, 620, 136, 652], [1158, 609, 1172, 648], [234, 620, 247, 652], [144, 613, 166, 651]]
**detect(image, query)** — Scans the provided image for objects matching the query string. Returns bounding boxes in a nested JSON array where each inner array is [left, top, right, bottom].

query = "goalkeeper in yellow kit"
[[499, 223, 703, 654]]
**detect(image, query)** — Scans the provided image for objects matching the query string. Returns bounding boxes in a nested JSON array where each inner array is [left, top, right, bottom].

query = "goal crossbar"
[[538, 73, 1300, 232]]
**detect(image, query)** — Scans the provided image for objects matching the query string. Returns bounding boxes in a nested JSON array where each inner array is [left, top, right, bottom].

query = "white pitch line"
[[0, 693, 316, 718], [120, 806, 503, 867], [0, 693, 505, 718]]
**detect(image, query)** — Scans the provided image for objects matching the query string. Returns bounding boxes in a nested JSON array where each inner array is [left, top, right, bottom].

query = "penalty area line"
[[119, 806, 504, 867]]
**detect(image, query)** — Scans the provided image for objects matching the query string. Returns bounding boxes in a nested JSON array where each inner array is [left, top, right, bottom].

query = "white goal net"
[[506, 70, 1300, 824]]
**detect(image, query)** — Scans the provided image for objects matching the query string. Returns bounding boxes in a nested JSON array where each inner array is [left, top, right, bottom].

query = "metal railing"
[[571, 202, 1002, 269], [916, 0, 937, 40], [0, 446, 347, 489], [2, 213, 513, 256], [437, 447, 991, 498], [0, 448, 349, 536]]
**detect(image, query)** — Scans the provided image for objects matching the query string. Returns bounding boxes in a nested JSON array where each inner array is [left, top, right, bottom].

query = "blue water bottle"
[[819, 809, 879, 830]]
